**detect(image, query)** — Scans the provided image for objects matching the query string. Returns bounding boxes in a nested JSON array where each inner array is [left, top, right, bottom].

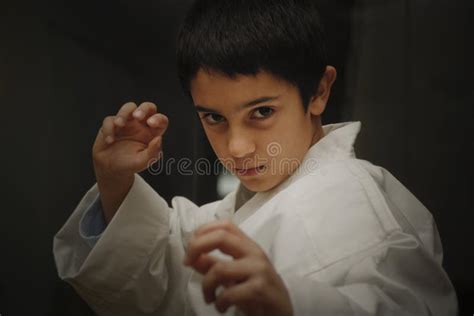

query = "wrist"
[[96, 173, 135, 224]]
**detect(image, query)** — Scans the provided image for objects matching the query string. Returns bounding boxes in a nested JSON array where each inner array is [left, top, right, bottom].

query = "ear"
[[307, 66, 337, 116]]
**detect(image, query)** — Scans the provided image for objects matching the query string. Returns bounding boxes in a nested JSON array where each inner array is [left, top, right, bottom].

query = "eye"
[[251, 106, 275, 119], [202, 113, 226, 125]]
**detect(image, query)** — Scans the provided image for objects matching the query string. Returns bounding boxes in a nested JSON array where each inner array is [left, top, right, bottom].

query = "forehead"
[[190, 69, 295, 108]]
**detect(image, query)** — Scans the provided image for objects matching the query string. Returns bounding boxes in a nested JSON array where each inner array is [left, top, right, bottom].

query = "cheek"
[[281, 124, 312, 158], [204, 129, 228, 157]]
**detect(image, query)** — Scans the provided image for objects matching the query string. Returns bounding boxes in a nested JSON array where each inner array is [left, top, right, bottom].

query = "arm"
[[54, 102, 181, 315], [54, 169, 226, 316], [54, 173, 177, 316]]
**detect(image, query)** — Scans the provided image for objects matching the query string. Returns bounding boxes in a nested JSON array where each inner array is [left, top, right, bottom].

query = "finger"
[[192, 253, 220, 275], [101, 116, 117, 144], [146, 113, 169, 136], [184, 229, 252, 266], [134, 135, 163, 171], [214, 278, 265, 314], [114, 102, 137, 126], [194, 219, 248, 240], [133, 102, 157, 121], [202, 259, 251, 303]]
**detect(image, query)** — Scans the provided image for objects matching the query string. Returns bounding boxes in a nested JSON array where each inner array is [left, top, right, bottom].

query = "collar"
[[307, 121, 361, 162], [271, 121, 361, 193], [216, 121, 362, 222]]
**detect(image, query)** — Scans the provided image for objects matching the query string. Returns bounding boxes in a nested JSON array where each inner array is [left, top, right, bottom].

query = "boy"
[[53, 0, 457, 315]]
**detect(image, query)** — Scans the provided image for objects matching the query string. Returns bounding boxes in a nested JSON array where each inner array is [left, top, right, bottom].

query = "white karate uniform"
[[53, 122, 457, 316]]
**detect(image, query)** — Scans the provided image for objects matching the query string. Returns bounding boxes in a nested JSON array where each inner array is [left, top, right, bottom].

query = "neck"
[[310, 116, 324, 146]]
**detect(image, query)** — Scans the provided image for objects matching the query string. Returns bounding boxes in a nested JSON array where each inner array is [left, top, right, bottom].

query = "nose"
[[227, 128, 256, 159]]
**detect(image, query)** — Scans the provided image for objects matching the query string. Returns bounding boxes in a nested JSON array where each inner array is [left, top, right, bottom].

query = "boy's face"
[[190, 69, 327, 192]]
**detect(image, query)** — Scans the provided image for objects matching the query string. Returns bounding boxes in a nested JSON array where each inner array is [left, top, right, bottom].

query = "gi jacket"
[[53, 122, 457, 315]]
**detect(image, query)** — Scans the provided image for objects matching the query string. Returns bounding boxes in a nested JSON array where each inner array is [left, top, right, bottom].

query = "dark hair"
[[176, 0, 328, 110]]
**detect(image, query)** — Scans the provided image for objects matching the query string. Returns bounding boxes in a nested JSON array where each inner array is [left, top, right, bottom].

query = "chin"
[[240, 177, 283, 193]]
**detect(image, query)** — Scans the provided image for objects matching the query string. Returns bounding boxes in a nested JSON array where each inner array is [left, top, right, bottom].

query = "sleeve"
[[53, 173, 209, 316], [281, 230, 458, 316], [78, 195, 107, 248]]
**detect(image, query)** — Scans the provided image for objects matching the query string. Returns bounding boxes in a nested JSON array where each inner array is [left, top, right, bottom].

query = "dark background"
[[1, 0, 472, 315]]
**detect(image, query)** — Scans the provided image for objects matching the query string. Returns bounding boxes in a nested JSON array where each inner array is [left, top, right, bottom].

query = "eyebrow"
[[195, 95, 280, 113]]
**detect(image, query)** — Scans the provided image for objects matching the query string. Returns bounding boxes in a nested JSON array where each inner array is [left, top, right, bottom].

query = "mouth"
[[235, 165, 266, 176]]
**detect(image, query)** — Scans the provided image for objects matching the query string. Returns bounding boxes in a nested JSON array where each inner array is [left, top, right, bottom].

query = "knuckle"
[[252, 277, 266, 297], [212, 262, 226, 276], [254, 260, 267, 274], [91, 148, 101, 161], [216, 230, 228, 243], [131, 156, 144, 169], [102, 116, 112, 125], [220, 219, 233, 229]]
